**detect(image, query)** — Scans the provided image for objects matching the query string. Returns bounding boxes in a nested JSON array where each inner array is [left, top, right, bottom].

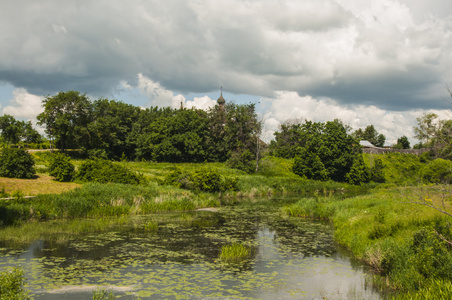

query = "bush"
[[165, 168, 238, 193], [420, 158, 452, 184], [48, 152, 75, 182], [0, 267, 28, 299], [370, 158, 385, 183], [0, 148, 35, 179], [76, 159, 143, 184], [227, 149, 256, 174], [345, 155, 370, 185]]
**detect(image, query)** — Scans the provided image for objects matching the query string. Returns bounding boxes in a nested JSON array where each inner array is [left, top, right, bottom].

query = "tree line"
[[33, 91, 261, 169]]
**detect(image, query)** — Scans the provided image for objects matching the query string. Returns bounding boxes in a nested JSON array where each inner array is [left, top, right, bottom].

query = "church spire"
[[217, 86, 225, 107]]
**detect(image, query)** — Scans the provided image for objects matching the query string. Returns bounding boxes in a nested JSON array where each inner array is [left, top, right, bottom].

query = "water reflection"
[[0, 198, 381, 299]]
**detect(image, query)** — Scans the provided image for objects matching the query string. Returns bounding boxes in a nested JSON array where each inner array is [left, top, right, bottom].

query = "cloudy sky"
[[2, 0, 452, 145]]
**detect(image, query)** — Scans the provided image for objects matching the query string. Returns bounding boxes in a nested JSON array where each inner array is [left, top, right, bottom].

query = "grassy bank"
[[283, 186, 452, 298]]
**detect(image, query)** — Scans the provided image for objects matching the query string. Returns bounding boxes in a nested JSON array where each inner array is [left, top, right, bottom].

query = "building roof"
[[359, 140, 376, 147]]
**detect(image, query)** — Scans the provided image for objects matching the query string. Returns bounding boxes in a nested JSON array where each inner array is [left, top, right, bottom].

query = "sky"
[[2, 0, 452, 145]]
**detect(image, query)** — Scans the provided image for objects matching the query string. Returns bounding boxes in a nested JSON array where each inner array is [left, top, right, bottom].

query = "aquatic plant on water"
[[219, 243, 252, 263]]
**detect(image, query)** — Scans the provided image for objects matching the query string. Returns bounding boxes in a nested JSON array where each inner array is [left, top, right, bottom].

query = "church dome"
[[217, 94, 225, 105], [217, 87, 225, 105]]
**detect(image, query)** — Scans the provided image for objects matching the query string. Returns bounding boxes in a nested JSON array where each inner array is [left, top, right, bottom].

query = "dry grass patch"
[[0, 174, 81, 196]]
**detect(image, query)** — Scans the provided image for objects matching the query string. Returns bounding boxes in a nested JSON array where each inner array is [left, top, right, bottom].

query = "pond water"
[[0, 197, 381, 299]]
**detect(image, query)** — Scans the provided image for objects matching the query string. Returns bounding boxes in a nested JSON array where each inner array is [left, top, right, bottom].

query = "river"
[[0, 196, 381, 299]]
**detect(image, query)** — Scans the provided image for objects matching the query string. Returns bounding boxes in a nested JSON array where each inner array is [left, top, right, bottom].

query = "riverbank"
[[283, 186, 452, 298]]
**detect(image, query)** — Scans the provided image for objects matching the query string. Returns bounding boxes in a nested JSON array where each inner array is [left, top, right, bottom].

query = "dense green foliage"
[[0, 267, 28, 299], [36, 91, 261, 167], [0, 148, 35, 179], [363, 153, 425, 185], [273, 119, 360, 182], [414, 113, 452, 159], [48, 152, 75, 182], [165, 168, 238, 193], [394, 135, 411, 149], [370, 158, 386, 183], [353, 124, 386, 147], [345, 155, 370, 185], [76, 159, 142, 184], [0, 115, 42, 147], [37, 91, 92, 152], [420, 158, 452, 184]]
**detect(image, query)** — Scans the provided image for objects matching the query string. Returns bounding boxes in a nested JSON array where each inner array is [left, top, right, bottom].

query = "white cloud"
[[261, 91, 452, 145], [184, 96, 217, 110], [2, 88, 44, 120], [135, 74, 217, 110], [136, 74, 184, 108]]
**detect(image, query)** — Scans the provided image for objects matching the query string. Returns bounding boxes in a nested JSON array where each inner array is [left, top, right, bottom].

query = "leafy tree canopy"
[[276, 119, 360, 182], [352, 125, 386, 147]]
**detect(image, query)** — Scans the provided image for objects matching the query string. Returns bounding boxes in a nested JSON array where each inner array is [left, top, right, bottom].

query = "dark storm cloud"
[[1, 0, 452, 110]]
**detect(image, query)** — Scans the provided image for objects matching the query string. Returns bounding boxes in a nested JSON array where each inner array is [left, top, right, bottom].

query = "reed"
[[219, 243, 252, 263]]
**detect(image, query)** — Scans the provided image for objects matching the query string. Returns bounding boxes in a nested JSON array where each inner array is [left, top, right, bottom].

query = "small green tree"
[[293, 152, 329, 181], [345, 155, 370, 185], [370, 158, 386, 183], [48, 152, 75, 182], [393, 135, 410, 149], [0, 147, 35, 179], [0, 115, 21, 146]]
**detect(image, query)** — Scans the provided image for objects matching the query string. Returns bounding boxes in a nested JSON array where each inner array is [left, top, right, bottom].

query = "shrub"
[[87, 148, 109, 160], [227, 149, 256, 174], [370, 158, 385, 183], [76, 159, 142, 184], [345, 155, 370, 185], [0, 267, 28, 299], [165, 168, 238, 193], [420, 159, 452, 184], [293, 153, 328, 181], [0, 147, 35, 179], [48, 152, 75, 182]]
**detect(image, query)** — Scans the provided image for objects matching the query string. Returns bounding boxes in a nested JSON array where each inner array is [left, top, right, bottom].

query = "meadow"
[[0, 151, 451, 299]]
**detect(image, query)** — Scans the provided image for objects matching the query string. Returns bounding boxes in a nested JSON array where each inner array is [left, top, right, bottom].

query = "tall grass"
[[219, 243, 252, 263], [92, 288, 116, 300], [282, 187, 452, 298], [0, 182, 220, 226]]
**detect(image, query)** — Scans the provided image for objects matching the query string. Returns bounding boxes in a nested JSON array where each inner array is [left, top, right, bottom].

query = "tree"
[[289, 119, 360, 182], [0, 115, 21, 145], [37, 91, 92, 152], [413, 113, 452, 159], [20, 121, 42, 147], [394, 136, 410, 149], [89, 99, 141, 159], [345, 155, 371, 185], [223, 103, 262, 172], [414, 113, 438, 146], [353, 125, 386, 147], [370, 158, 385, 183]]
